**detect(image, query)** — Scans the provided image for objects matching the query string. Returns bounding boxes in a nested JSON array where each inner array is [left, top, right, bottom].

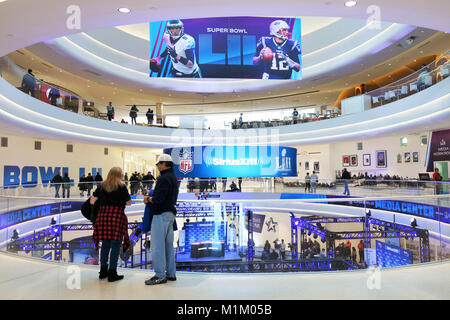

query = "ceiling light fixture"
[[118, 7, 131, 13], [344, 0, 357, 7]]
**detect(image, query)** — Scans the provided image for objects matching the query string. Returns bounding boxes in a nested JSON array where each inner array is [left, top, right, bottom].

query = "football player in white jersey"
[[151, 20, 201, 78], [253, 20, 301, 79]]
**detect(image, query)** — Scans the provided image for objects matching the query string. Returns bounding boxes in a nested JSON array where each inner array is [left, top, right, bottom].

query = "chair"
[[372, 96, 379, 105], [410, 82, 418, 92], [401, 85, 408, 96], [423, 75, 433, 87], [441, 66, 449, 78]]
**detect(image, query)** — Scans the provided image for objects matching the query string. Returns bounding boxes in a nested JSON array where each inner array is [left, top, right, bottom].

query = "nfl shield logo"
[[179, 150, 193, 174]]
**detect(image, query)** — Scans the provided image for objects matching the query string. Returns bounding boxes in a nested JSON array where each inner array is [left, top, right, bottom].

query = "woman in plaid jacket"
[[90, 167, 132, 282]]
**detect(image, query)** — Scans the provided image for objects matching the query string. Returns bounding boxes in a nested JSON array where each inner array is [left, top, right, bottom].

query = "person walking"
[[21, 69, 36, 97], [85, 173, 94, 196], [78, 174, 87, 196], [129, 105, 139, 125], [91, 167, 132, 282], [304, 172, 311, 193], [106, 102, 115, 121], [50, 171, 63, 198], [310, 171, 318, 193], [342, 168, 351, 196], [146, 108, 154, 125], [62, 172, 71, 198], [238, 177, 243, 191], [144, 154, 179, 285], [94, 172, 103, 187]]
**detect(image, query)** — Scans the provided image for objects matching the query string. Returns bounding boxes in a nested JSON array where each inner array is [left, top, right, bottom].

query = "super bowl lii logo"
[[179, 149, 193, 174]]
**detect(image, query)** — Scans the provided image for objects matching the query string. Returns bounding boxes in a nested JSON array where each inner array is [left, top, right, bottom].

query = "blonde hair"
[[101, 167, 124, 192]]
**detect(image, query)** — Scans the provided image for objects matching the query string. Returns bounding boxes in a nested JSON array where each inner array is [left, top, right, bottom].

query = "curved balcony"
[[0, 53, 449, 147]]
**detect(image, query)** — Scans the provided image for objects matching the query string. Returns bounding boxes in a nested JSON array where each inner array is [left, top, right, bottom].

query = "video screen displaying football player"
[[253, 20, 301, 79], [149, 19, 201, 78]]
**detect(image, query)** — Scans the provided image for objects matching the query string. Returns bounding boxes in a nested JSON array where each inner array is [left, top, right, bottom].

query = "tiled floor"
[[0, 252, 448, 300]]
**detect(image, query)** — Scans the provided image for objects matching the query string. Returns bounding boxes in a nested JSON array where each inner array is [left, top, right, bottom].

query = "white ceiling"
[[1, 0, 449, 58], [0, 0, 449, 119]]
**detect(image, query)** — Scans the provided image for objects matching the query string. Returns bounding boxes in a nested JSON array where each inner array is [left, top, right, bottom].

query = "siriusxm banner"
[[164, 146, 297, 178], [0, 201, 83, 229], [149, 16, 302, 79], [375, 240, 413, 268]]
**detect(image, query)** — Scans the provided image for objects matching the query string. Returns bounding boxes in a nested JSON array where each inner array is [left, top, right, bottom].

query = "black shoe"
[[145, 276, 167, 285], [166, 275, 177, 281], [108, 269, 124, 282], [99, 265, 108, 279]]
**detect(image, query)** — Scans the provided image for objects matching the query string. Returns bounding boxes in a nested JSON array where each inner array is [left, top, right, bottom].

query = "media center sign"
[[164, 146, 297, 178]]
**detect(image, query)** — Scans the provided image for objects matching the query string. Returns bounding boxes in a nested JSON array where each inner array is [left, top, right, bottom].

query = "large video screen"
[[149, 17, 302, 80]]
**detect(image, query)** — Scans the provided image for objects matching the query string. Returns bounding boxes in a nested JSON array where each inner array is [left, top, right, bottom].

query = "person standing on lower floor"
[[91, 167, 132, 282], [145, 154, 179, 285], [280, 239, 286, 260], [358, 240, 365, 263]]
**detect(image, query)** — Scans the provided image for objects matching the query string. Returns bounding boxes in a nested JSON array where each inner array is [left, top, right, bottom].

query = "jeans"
[[101, 239, 121, 270], [311, 182, 317, 193], [151, 211, 176, 279], [131, 117, 137, 125], [62, 187, 70, 198], [344, 180, 350, 195], [54, 185, 61, 198]]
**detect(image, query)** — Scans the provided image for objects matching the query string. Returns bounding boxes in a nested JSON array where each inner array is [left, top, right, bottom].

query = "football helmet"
[[270, 20, 290, 40], [166, 19, 184, 39]]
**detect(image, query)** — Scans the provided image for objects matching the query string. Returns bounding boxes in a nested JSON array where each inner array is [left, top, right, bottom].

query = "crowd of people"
[[261, 238, 287, 261]]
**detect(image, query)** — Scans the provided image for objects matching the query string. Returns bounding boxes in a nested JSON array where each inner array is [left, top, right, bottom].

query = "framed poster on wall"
[[305, 161, 310, 171], [397, 153, 402, 164], [314, 162, 320, 173], [376, 150, 387, 168], [350, 155, 358, 166], [342, 156, 350, 167], [413, 152, 419, 163], [363, 154, 371, 166], [404, 152, 411, 163]]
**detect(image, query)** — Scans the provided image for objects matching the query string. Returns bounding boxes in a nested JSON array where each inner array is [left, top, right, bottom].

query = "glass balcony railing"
[[366, 50, 450, 108], [2, 50, 448, 130], [0, 178, 448, 199], [1, 189, 449, 272]]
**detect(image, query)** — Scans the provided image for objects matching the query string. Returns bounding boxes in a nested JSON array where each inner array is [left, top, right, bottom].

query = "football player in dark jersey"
[[253, 20, 301, 79]]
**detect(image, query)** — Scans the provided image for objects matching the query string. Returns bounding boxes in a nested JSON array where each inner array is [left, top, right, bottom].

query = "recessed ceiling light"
[[118, 7, 131, 13], [344, 1, 357, 7]]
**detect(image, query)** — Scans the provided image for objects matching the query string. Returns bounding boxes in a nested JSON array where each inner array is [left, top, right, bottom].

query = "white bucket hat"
[[155, 154, 173, 165]]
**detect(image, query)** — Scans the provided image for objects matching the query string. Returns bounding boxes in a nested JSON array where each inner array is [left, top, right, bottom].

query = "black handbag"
[[81, 198, 99, 223]]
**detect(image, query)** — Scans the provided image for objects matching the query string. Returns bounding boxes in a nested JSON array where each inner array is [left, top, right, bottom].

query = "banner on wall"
[[426, 129, 450, 172], [375, 240, 412, 268], [2, 165, 103, 188], [0, 201, 83, 230], [164, 146, 297, 178], [149, 16, 302, 80]]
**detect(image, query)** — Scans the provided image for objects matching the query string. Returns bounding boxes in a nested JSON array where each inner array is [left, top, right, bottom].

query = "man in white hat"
[[144, 153, 179, 285]]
